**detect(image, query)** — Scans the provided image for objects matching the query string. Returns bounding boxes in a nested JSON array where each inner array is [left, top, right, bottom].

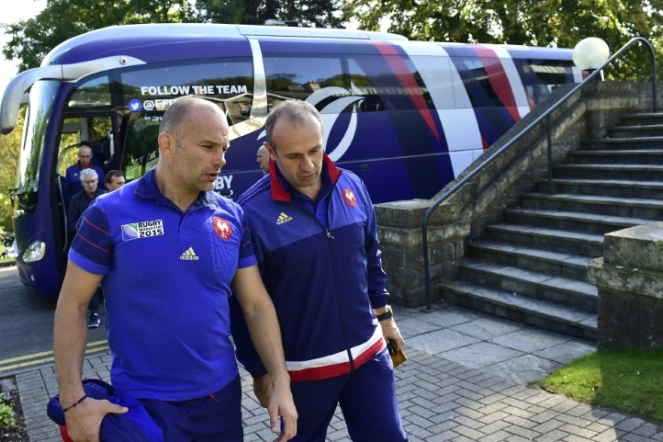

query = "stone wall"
[[376, 81, 661, 308], [588, 223, 663, 349]]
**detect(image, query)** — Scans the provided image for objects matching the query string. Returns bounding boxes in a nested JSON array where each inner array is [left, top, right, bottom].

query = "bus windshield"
[[16, 80, 59, 195]]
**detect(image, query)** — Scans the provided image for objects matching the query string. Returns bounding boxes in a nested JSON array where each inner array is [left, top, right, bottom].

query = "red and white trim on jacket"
[[286, 326, 386, 382]]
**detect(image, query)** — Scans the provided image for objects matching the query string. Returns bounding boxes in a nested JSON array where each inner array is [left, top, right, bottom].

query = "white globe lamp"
[[573, 37, 610, 80]]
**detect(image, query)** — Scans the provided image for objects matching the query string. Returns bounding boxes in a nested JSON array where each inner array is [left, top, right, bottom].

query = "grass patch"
[[539, 349, 663, 422], [0, 257, 15, 265]]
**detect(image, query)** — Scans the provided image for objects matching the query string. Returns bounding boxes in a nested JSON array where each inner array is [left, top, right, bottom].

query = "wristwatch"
[[376, 306, 393, 322]]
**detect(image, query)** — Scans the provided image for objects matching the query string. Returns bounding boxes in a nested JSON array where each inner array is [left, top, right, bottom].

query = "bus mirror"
[[1, 55, 145, 135]]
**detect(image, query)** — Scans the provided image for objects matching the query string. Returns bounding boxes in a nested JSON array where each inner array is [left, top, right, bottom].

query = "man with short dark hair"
[[105, 170, 126, 191], [53, 96, 297, 442], [231, 100, 408, 441]]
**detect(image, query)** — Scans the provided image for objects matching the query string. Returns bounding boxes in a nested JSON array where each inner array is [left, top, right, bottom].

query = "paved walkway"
[[5, 302, 663, 441]]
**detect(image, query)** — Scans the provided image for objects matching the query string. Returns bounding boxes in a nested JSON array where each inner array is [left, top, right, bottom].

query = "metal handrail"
[[421, 36, 657, 310]]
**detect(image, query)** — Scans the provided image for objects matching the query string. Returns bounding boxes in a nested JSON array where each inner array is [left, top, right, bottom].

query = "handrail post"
[[547, 115, 553, 194], [651, 42, 658, 113]]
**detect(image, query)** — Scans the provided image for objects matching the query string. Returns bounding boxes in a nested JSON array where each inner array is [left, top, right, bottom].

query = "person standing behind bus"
[[257, 145, 270, 173], [105, 170, 126, 192], [66, 168, 107, 328], [231, 100, 408, 441], [63, 142, 106, 206], [52, 97, 297, 442]]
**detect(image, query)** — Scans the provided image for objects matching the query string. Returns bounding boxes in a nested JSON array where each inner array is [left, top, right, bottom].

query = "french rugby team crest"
[[342, 188, 357, 208], [213, 217, 232, 240]]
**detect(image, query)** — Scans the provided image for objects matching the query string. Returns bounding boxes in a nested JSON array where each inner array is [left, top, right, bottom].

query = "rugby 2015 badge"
[[213, 217, 232, 241], [121, 219, 165, 241]]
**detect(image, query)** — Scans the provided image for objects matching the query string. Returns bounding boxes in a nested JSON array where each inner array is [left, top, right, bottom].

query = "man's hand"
[[266, 379, 297, 441], [380, 318, 405, 351], [63, 397, 128, 442], [253, 374, 272, 408]]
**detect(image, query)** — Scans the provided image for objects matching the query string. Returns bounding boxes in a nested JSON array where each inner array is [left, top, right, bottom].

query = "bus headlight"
[[22, 240, 46, 263]]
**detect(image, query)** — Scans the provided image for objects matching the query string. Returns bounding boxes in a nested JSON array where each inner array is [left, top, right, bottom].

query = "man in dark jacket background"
[[231, 100, 408, 441], [67, 168, 106, 328], [64, 142, 106, 206]]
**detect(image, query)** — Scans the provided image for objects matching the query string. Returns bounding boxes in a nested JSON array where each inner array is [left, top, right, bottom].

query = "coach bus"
[[0, 23, 580, 296]]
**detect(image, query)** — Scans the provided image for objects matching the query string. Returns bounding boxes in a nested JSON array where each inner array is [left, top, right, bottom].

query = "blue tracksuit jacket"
[[231, 155, 389, 382]]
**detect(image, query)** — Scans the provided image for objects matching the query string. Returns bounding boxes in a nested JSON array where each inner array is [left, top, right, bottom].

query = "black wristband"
[[376, 307, 393, 322], [62, 394, 88, 414]]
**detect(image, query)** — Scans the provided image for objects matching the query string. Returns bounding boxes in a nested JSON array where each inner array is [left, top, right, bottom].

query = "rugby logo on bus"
[[258, 85, 364, 162]]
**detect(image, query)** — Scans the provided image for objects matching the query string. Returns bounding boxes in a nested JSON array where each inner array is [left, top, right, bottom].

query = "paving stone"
[[632, 422, 660, 437], [450, 317, 522, 340], [418, 308, 482, 328], [558, 423, 597, 439], [13, 307, 663, 442], [622, 433, 659, 442], [615, 417, 645, 432], [439, 343, 524, 369], [534, 429, 569, 441], [592, 428, 626, 442], [491, 327, 571, 353], [533, 341, 596, 365], [397, 317, 443, 339], [407, 329, 481, 355]]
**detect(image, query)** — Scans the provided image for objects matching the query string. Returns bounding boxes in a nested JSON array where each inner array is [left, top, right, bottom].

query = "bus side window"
[[453, 57, 504, 109], [347, 58, 384, 112], [67, 75, 111, 108], [513, 59, 573, 105], [347, 55, 434, 112], [263, 55, 347, 111], [116, 58, 254, 180]]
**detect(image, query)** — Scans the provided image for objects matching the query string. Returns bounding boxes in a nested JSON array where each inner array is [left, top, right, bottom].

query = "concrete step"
[[535, 178, 663, 199], [570, 149, 663, 165], [554, 164, 663, 181], [504, 208, 649, 236], [484, 224, 603, 257], [611, 124, 663, 138], [466, 240, 592, 281], [460, 260, 597, 311], [583, 137, 663, 150], [441, 280, 597, 340], [521, 193, 663, 220], [622, 112, 663, 126]]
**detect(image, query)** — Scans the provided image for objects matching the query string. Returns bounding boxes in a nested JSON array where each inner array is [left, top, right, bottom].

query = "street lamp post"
[[573, 37, 611, 81]]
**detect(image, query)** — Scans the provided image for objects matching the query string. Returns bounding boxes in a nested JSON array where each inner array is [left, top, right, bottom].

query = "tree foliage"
[[0, 108, 23, 231], [348, 0, 663, 80], [2, 0, 345, 72], [2, 0, 194, 72], [194, 0, 344, 27]]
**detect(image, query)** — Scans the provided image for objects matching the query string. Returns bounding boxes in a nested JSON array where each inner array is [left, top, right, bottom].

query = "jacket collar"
[[269, 154, 341, 202], [77, 160, 96, 170]]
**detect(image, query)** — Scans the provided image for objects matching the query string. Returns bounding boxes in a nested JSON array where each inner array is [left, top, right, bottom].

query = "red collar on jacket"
[[269, 154, 341, 202]]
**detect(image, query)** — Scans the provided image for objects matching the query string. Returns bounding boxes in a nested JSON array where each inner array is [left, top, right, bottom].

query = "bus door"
[[54, 113, 117, 256], [53, 73, 116, 257]]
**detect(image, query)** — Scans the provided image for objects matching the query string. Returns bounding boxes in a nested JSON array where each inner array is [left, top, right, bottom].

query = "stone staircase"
[[442, 112, 663, 341]]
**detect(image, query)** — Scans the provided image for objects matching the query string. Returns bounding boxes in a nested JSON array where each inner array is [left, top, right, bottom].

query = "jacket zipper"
[[324, 223, 355, 372], [296, 196, 355, 372]]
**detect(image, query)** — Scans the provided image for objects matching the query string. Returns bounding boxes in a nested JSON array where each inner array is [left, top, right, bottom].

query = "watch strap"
[[376, 307, 393, 322]]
